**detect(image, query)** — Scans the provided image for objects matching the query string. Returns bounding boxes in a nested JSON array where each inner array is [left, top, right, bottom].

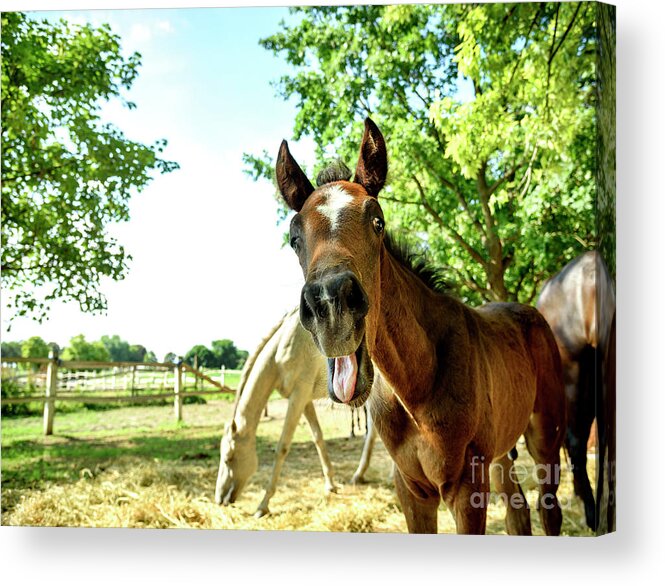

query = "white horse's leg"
[[254, 392, 307, 518], [351, 409, 377, 484], [303, 401, 338, 494]]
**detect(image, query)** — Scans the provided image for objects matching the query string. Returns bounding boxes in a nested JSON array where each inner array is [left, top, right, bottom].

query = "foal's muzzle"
[[300, 270, 369, 357]]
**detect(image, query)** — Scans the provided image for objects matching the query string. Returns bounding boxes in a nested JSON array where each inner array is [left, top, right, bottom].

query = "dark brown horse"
[[274, 118, 566, 534], [536, 251, 616, 532]]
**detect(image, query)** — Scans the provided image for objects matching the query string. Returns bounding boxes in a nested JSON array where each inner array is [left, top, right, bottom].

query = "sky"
[[2, 6, 320, 360]]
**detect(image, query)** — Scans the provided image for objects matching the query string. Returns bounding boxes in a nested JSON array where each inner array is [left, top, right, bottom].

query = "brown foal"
[[275, 118, 567, 534]]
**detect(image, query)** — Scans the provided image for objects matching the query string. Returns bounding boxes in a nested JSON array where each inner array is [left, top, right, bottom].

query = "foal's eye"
[[372, 217, 385, 234], [290, 236, 301, 252]]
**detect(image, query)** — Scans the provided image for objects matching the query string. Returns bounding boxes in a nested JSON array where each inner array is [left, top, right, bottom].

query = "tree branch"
[[412, 174, 487, 268], [410, 150, 486, 238], [393, 84, 449, 160], [486, 162, 521, 198], [513, 258, 535, 299], [549, 2, 584, 67], [380, 194, 421, 206], [463, 270, 490, 298], [508, 4, 543, 86], [443, 264, 490, 299], [477, 161, 496, 233], [545, 3, 561, 113], [516, 145, 538, 198]]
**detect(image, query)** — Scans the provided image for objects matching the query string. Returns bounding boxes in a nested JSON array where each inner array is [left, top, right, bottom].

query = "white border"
[[2, 0, 664, 583]]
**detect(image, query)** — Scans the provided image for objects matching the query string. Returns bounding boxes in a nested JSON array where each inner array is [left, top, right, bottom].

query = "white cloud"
[[129, 23, 152, 45], [156, 20, 174, 34]]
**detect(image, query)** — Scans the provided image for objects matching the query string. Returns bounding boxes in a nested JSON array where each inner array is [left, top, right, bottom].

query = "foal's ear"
[[276, 140, 315, 212], [354, 118, 387, 198]]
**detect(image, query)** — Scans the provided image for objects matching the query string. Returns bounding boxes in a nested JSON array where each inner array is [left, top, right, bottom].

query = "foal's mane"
[[316, 160, 451, 296], [383, 232, 452, 295], [316, 160, 352, 186]]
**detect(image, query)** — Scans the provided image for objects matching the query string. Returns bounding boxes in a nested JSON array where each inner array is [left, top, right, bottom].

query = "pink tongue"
[[333, 353, 358, 404]]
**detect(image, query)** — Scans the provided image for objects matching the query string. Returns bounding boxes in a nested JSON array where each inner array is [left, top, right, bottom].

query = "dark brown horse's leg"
[[393, 467, 438, 534], [564, 350, 598, 531], [525, 413, 564, 536], [490, 454, 532, 535]]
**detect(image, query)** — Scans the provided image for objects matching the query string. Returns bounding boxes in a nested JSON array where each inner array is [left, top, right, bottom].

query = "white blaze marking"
[[317, 185, 353, 232]]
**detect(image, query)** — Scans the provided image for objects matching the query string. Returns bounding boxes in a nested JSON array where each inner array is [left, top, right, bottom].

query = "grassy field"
[[1, 398, 595, 535]]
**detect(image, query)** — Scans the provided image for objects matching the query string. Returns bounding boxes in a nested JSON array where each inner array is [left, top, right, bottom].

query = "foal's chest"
[[369, 378, 472, 491]]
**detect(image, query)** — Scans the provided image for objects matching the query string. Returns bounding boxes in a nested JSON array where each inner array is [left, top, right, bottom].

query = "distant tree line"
[[1, 335, 248, 369], [182, 339, 248, 370]]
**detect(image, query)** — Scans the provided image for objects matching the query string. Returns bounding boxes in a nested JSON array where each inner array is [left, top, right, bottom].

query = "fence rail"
[[1, 352, 240, 435]]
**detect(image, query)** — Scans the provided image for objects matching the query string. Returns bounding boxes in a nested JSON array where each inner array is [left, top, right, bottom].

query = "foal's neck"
[[370, 248, 454, 406]]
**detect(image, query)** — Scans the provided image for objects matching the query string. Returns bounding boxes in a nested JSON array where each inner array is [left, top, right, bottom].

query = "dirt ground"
[[1, 398, 595, 535]]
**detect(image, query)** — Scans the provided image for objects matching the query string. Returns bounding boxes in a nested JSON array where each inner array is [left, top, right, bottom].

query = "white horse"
[[215, 308, 378, 517]]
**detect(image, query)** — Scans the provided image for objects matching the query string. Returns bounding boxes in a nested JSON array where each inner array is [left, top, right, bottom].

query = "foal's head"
[[276, 118, 388, 407]]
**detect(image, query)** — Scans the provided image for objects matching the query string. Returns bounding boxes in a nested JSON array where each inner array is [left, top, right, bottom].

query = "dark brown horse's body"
[[274, 118, 567, 534], [536, 251, 616, 532]]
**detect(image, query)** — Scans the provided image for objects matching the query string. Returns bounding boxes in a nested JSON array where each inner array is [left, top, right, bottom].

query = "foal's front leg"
[[450, 453, 491, 535], [393, 467, 439, 534]]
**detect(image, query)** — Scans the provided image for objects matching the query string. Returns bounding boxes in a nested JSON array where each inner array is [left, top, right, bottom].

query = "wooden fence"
[[1, 351, 240, 435]]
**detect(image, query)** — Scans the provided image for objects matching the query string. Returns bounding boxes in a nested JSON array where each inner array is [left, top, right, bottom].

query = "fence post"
[[174, 358, 183, 422], [220, 365, 226, 387], [44, 348, 59, 436], [130, 365, 137, 397]]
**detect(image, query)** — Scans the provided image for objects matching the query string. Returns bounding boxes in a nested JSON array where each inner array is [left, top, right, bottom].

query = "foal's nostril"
[[346, 275, 369, 318], [301, 282, 321, 328]]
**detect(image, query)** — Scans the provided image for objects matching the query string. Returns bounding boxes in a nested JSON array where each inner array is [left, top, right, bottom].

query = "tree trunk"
[[477, 163, 509, 302]]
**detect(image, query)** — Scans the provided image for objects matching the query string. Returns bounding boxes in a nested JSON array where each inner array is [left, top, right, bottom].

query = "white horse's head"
[[215, 419, 258, 505]]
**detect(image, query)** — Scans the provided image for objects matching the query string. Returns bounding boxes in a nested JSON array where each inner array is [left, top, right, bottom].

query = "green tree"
[[21, 335, 50, 359], [247, 3, 597, 304], [100, 334, 131, 362], [163, 352, 177, 364], [184, 344, 215, 368], [1, 13, 179, 321], [1, 341, 23, 358], [127, 344, 148, 362], [99, 335, 154, 362], [211, 339, 248, 369], [61, 334, 110, 362]]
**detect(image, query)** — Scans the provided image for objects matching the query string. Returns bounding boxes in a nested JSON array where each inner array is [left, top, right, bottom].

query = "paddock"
[[2, 397, 594, 535]]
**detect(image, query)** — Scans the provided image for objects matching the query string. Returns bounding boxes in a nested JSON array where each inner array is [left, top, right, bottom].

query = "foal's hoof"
[[325, 483, 339, 495]]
